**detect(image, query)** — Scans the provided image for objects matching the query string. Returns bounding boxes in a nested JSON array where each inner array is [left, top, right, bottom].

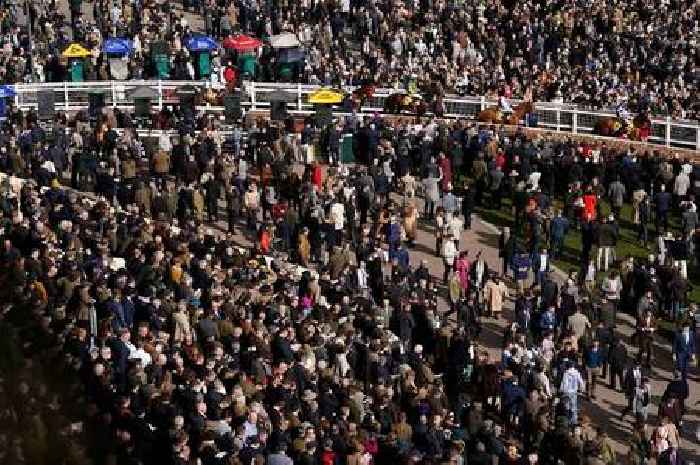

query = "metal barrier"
[[11, 80, 700, 150]]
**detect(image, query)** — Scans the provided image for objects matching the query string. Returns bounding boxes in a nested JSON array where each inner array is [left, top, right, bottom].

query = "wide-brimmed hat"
[[301, 389, 317, 402]]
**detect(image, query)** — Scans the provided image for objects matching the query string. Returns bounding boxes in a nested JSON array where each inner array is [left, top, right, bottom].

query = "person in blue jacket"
[[540, 305, 558, 334], [502, 377, 527, 428], [512, 253, 531, 291], [584, 339, 605, 399], [550, 210, 570, 259], [673, 321, 696, 380]]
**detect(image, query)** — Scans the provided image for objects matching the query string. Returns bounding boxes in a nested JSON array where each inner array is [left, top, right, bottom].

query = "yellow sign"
[[308, 89, 344, 104], [62, 43, 91, 58]]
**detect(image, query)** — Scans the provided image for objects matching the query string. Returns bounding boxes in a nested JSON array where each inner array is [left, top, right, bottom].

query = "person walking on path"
[[560, 361, 586, 425], [672, 322, 696, 380]]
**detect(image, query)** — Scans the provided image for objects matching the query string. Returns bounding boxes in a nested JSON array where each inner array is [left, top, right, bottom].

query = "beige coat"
[[121, 158, 136, 179], [193, 189, 205, 220], [329, 250, 348, 280], [135, 186, 152, 215], [403, 205, 418, 241], [171, 310, 191, 344], [153, 151, 170, 174], [485, 279, 508, 313], [298, 234, 311, 265]]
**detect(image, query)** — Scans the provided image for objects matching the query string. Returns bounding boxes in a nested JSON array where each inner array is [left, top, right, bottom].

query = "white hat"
[[414, 344, 423, 354]]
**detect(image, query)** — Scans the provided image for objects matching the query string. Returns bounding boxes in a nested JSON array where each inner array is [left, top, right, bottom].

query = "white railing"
[[10, 80, 700, 150]]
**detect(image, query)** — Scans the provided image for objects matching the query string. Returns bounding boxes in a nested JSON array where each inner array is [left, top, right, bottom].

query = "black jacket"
[[608, 341, 628, 369]]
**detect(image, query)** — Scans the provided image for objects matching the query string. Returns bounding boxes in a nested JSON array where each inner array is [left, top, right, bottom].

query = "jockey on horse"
[[615, 99, 633, 135], [499, 95, 514, 118]]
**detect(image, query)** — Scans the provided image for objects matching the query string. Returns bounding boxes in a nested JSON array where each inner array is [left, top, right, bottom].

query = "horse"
[[350, 84, 375, 108], [383, 93, 428, 116], [628, 113, 652, 141], [193, 88, 223, 106], [595, 113, 651, 141], [478, 101, 534, 125]]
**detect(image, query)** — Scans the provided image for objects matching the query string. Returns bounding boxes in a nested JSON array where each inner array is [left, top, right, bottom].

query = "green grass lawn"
[[475, 197, 700, 303]]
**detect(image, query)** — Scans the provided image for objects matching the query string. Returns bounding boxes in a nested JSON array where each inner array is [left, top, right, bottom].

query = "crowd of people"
[[0, 94, 699, 465], [1, 0, 698, 120]]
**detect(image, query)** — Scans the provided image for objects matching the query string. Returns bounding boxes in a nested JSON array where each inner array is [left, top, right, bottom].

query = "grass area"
[[475, 197, 700, 303]]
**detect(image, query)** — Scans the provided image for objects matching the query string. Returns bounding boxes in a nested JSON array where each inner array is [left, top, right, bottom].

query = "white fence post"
[[250, 81, 257, 110], [157, 80, 163, 111], [665, 117, 671, 147], [111, 81, 117, 108], [297, 83, 302, 111], [697, 127, 700, 152], [556, 109, 561, 132], [64, 82, 69, 111], [479, 96, 485, 111], [572, 111, 577, 134]]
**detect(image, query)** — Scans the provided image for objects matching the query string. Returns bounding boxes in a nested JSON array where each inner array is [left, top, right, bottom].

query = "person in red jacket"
[[311, 162, 323, 190], [320, 440, 336, 465], [258, 225, 271, 254], [438, 152, 452, 192], [583, 187, 597, 221], [224, 62, 237, 86]]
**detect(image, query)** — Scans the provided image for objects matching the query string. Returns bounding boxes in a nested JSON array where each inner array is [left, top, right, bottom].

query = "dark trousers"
[[463, 208, 472, 229], [676, 356, 691, 380], [227, 210, 238, 232], [621, 394, 635, 417], [207, 200, 218, 221], [443, 261, 453, 283], [551, 235, 564, 259], [638, 222, 649, 245], [610, 366, 624, 391], [639, 334, 654, 366], [246, 208, 258, 231], [586, 367, 601, 397], [656, 210, 668, 233]]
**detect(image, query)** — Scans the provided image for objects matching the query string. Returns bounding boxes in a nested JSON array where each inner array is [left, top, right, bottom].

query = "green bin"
[[197, 52, 211, 78], [278, 63, 293, 80], [341, 134, 354, 163], [238, 54, 256, 78], [70, 59, 84, 82], [154, 54, 170, 79]]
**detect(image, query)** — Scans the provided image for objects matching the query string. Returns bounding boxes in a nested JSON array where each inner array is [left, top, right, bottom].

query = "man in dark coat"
[[197, 310, 220, 342], [109, 328, 132, 391], [271, 327, 294, 364], [672, 322, 696, 380], [205, 175, 223, 221], [608, 337, 628, 391], [654, 184, 672, 233]]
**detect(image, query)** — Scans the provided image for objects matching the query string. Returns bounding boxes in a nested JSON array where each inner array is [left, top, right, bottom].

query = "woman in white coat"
[[442, 234, 458, 283]]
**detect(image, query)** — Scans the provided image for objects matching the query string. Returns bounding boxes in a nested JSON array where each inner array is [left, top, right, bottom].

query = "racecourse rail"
[[8, 80, 700, 151]]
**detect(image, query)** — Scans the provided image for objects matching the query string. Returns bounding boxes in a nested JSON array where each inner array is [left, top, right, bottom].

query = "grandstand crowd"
[[0, 0, 697, 119]]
